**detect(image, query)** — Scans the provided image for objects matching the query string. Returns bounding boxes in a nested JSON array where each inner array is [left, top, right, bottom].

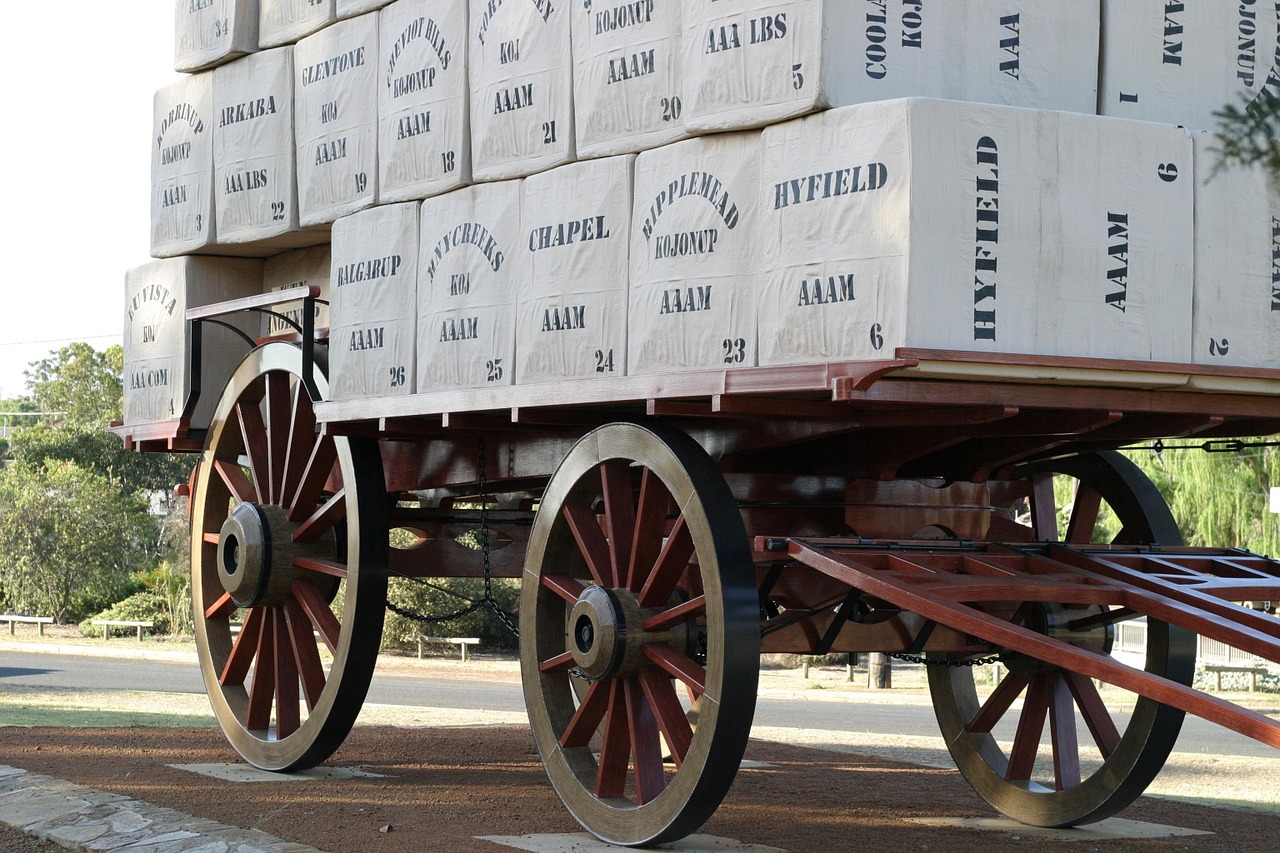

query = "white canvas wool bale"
[[123, 257, 262, 429], [378, 0, 471, 202], [756, 99, 1193, 368], [175, 0, 258, 72], [294, 14, 380, 226], [571, 0, 688, 159], [262, 245, 332, 338], [469, 0, 574, 181], [682, 1, 1101, 134], [1101, 2, 1280, 131], [517, 156, 633, 383], [339, 0, 394, 19], [260, 0, 337, 48], [214, 47, 312, 248], [1191, 132, 1280, 368], [629, 131, 760, 374], [417, 181, 524, 390], [152, 73, 217, 258], [329, 202, 420, 399]]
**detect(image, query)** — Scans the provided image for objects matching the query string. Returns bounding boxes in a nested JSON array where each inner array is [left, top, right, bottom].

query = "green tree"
[[1215, 89, 1280, 176], [0, 459, 156, 623]]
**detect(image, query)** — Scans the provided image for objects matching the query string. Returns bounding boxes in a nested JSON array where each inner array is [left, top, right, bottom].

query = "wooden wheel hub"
[[217, 502, 297, 608], [568, 586, 643, 681]]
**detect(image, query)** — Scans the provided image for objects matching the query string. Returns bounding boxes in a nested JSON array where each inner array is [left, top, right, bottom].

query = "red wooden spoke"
[[541, 651, 576, 672], [202, 532, 221, 546], [643, 596, 706, 633], [1064, 670, 1121, 758], [287, 435, 338, 522], [214, 458, 256, 505], [627, 468, 671, 593], [561, 680, 611, 748], [291, 579, 341, 653], [563, 504, 615, 587], [595, 681, 631, 799], [642, 643, 706, 697], [600, 460, 637, 590], [245, 609, 276, 730], [1029, 473, 1059, 540], [292, 556, 349, 579], [1048, 673, 1081, 790], [264, 372, 291, 504], [1006, 673, 1052, 782], [284, 596, 326, 711], [625, 677, 666, 804], [219, 606, 264, 687], [1065, 483, 1103, 545], [292, 490, 346, 543], [279, 381, 316, 508], [235, 401, 270, 503], [204, 592, 237, 621], [637, 666, 693, 768], [966, 671, 1031, 734], [637, 515, 694, 608], [273, 608, 300, 739], [542, 574, 587, 604]]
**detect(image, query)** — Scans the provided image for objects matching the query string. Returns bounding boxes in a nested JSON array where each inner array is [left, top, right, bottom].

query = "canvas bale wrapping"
[[1100, 1, 1280, 131], [683, 0, 1100, 133], [329, 202, 420, 400], [418, 182, 524, 389], [123, 257, 262, 429], [338, 0, 394, 19], [295, 14, 380, 226], [262, 245, 332, 339], [517, 156, 633, 383], [629, 131, 760, 373], [1191, 131, 1280, 368], [175, 0, 259, 72], [260, 0, 337, 48], [214, 47, 305, 246], [152, 74, 217, 257], [571, 0, 687, 158], [468, 0, 574, 180], [378, 0, 471, 202]]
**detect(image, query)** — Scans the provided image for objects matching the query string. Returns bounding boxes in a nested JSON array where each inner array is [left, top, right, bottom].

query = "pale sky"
[[0, 4, 181, 400]]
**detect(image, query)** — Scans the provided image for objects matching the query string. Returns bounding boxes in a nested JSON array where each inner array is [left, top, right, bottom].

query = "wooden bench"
[[0, 615, 53, 636], [418, 636, 480, 662], [91, 619, 155, 641], [1204, 663, 1270, 692]]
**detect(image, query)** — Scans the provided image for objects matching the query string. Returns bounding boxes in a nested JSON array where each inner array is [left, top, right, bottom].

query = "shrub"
[[79, 592, 172, 638], [382, 577, 520, 652]]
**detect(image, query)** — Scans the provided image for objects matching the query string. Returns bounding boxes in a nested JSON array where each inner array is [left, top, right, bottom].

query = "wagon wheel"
[[521, 423, 760, 846], [930, 451, 1195, 826], [190, 342, 388, 771]]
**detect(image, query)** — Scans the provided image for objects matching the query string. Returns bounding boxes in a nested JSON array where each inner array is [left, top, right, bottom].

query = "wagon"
[[114, 286, 1280, 847]]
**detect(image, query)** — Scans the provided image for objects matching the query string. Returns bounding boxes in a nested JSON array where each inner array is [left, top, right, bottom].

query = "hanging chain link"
[[889, 652, 1004, 667]]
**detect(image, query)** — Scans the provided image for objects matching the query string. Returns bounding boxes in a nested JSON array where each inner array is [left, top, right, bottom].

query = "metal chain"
[[1124, 438, 1280, 454], [889, 652, 1003, 667]]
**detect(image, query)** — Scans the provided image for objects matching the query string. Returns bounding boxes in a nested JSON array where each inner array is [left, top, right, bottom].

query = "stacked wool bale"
[[294, 14, 381, 225], [152, 74, 217, 257], [329, 202, 420, 399], [570, 0, 687, 158], [1191, 131, 1280, 370], [468, 0, 574, 180], [339, 0, 394, 19], [517, 156, 633, 382], [260, 0, 336, 49], [378, 0, 471, 202], [629, 132, 761, 372], [417, 182, 525, 389], [682, 0, 1102, 133], [756, 99, 1194, 366], [262, 245, 332, 338], [1100, 1, 1280, 130], [175, 0, 258, 72], [123, 258, 262, 427]]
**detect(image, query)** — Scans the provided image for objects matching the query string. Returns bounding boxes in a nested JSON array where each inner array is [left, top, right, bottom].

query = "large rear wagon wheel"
[[521, 423, 760, 847], [190, 342, 388, 771], [930, 451, 1195, 826]]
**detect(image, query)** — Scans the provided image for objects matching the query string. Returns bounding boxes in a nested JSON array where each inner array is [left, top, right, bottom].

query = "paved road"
[[2, 650, 1276, 760]]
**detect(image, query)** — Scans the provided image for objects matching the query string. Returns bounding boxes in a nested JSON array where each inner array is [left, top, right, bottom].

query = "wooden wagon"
[[114, 286, 1280, 846]]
